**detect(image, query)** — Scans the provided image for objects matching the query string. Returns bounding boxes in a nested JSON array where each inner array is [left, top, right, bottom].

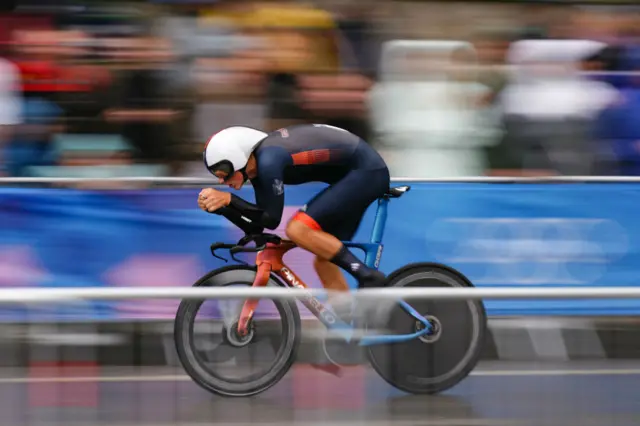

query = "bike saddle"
[[385, 185, 411, 198]]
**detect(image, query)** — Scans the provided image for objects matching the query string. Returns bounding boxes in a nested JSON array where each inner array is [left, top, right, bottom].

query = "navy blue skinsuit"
[[222, 124, 390, 240]]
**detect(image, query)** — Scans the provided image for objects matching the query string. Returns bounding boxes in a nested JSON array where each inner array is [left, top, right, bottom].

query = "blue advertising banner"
[[0, 182, 639, 320]]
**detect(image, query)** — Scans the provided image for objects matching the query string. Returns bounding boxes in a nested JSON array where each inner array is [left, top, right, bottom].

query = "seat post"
[[370, 197, 389, 244]]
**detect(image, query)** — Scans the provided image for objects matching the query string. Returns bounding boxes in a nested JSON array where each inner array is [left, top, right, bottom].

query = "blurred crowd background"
[[2, 0, 640, 181]]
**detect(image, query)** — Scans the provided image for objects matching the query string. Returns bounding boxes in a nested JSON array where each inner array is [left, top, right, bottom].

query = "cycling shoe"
[[357, 270, 387, 289]]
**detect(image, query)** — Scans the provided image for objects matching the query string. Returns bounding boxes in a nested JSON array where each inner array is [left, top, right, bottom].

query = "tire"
[[174, 264, 301, 397], [366, 262, 487, 395]]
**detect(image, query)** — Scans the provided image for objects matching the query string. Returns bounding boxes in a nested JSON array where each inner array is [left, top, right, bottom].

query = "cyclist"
[[198, 124, 390, 305]]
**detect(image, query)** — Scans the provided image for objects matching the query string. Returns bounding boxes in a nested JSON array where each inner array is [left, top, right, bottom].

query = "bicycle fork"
[[236, 242, 294, 337], [236, 263, 271, 337]]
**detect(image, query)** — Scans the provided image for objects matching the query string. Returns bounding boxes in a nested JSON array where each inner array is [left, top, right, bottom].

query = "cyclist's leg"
[[285, 167, 390, 288], [308, 185, 378, 292], [286, 202, 352, 320], [314, 256, 349, 293], [312, 256, 356, 322], [313, 257, 355, 325]]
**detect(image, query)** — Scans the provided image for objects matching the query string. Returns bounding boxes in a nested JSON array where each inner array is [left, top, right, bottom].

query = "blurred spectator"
[[192, 0, 371, 136], [292, 1, 382, 140], [474, 29, 521, 175], [595, 45, 640, 175], [515, 4, 558, 40], [298, 73, 372, 140], [52, 30, 112, 135], [499, 39, 619, 176], [368, 42, 496, 178], [475, 30, 511, 99], [595, 90, 640, 176], [330, 1, 384, 79], [254, 2, 343, 132], [103, 34, 195, 175], [11, 29, 81, 97], [6, 28, 113, 177], [6, 96, 62, 177], [0, 44, 23, 175]]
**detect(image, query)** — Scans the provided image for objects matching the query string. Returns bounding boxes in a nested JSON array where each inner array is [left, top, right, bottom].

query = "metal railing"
[[1, 286, 640, 304], [3, 176, 640, 185]]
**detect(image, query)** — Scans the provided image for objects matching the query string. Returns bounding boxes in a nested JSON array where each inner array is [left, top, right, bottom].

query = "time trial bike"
[[174, 185, 487, 397]]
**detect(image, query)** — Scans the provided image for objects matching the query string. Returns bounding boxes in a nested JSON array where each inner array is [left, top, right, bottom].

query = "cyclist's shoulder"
[[254, 142, 291, 166]]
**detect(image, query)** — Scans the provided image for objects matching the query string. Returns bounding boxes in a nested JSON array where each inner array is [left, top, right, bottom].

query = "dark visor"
[[206, 159, 234, 178]]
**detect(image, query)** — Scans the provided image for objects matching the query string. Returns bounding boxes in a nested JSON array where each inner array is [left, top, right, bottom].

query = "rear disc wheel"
[[367, 263, 487, 394]]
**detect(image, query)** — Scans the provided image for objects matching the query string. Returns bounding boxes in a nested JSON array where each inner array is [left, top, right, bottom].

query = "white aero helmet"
[[203, 126, 268, 178]]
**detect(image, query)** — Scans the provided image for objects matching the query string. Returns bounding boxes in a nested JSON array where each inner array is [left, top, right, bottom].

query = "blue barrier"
[[0, 182, 639, 320]]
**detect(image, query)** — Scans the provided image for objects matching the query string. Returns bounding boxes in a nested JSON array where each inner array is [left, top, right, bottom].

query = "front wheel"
[[367, 263, 487, 394], [174, 265, 301, 397]]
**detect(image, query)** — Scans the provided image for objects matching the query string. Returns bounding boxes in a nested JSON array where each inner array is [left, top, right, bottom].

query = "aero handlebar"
[[210, 233, 282, 264]]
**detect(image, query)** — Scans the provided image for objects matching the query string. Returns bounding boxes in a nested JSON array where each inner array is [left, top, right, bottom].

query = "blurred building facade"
[[1, 0, 640, 180]]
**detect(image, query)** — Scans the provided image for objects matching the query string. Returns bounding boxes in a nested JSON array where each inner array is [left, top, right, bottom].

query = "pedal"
[[310, 363, 343, 377]]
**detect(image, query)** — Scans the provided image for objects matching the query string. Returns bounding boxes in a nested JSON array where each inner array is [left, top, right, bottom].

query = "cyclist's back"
[[254, 124, 386, 185]]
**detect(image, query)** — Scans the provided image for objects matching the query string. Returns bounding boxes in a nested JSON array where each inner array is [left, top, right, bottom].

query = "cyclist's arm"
[[214, 205, 264, 235], [225, 147, 290, 231]]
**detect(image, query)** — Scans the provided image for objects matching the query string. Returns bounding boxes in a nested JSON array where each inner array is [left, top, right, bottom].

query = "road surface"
[[1, 361, 638, 426]]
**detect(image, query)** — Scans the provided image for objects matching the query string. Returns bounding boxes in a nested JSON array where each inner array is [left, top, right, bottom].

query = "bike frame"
[[236, 196, 432, 345]]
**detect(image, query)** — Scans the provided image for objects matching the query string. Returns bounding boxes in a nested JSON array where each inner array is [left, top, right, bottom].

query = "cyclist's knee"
[[286, 212, 321, 242], [285, 220, 305, 242]]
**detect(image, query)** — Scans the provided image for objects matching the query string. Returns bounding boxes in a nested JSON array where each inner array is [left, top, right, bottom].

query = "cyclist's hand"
[[197, 188, 213, 211], [198, 188, 231, 213]]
